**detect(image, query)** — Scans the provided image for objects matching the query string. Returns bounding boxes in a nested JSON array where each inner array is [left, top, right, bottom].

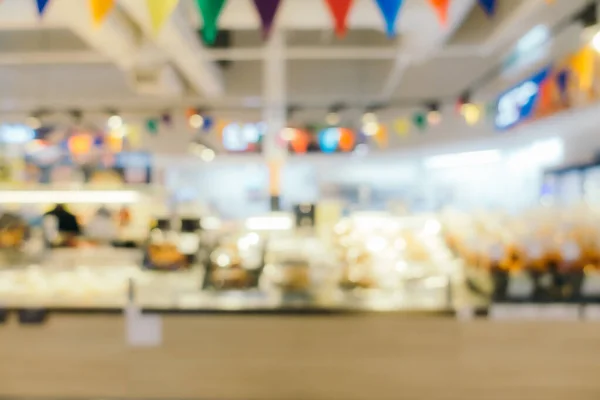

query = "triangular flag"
[[146, 0, 179, 34], [195, 0, 227, 45], [556, 69, 570, 103], [428, 0, 449, 26], [90, 0, 115, 27], [324, 0, 354, 38], [36, 0, 51, 16], [374, 0, 404, 38], [252, 0, 282, 39], [477, 0, 496, 17]]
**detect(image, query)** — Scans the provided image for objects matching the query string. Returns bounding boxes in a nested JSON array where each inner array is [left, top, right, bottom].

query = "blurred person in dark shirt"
[[44, 204, 81, 236]]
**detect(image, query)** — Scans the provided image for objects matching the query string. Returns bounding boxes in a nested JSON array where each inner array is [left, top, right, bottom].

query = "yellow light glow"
[[363, 122, 379, 136], [462, 103, 481, 126], [189, 114, 204, 129]]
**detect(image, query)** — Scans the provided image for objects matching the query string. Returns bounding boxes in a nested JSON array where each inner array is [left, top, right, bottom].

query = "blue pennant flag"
[[374, 0, 404, 38], [478, 0, 496, 17], [36, 0, 51, 16]]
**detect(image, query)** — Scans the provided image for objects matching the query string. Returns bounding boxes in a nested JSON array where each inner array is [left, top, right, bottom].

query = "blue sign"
[[495, 67, 550, 130]]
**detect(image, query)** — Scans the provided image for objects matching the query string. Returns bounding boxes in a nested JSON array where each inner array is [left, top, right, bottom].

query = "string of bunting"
[[30, 0, 504, 40]]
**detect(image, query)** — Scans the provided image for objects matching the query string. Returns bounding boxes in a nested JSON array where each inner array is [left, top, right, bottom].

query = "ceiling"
[[0, 0, 592, 129]]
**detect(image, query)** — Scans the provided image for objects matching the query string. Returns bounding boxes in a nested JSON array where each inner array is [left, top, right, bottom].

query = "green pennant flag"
[[195, 0, 227, 45]]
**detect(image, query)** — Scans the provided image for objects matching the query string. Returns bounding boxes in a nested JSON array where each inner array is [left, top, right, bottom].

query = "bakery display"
[[443, 206, 600, 302], [332, 213, 455, 292]]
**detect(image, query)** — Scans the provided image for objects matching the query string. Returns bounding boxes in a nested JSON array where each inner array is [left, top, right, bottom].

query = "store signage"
[[222, 122, 263, 152], [495, 67, 550, 130], [0, 124, 35, 144]]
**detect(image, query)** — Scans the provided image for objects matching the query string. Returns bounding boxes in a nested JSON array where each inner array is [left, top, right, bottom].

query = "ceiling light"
[[593, 31, 600, 53], [189, 114, 204, 129], [424, 150, 502, 170], [107, 115, 123, 130]]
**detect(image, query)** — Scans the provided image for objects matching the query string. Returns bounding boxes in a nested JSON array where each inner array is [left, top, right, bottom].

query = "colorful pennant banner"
[[324, 0, 355, 38], [23, 0, 511, 39], [146, 0, 179, 34], [89, 0, 115, 27], [195, 0, 228, 45], [253, 0, 283, 39], [374, 0, 404, 38]]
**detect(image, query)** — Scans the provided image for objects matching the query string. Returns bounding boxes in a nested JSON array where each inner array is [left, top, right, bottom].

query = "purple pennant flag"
[[36, 0, 51, 16], [252, 0, 282, 39], [478, 0, 496, 17], [556, 69, 570, 103]]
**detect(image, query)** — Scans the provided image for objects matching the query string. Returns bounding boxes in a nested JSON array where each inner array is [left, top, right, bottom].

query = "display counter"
[[0, 313, 599, 400]]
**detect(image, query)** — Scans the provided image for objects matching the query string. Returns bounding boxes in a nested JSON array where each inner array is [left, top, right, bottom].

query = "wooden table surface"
[[0, 313, 599, 400]]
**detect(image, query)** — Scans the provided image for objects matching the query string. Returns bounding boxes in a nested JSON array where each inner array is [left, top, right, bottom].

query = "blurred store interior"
[[1, 0, 600, 399]]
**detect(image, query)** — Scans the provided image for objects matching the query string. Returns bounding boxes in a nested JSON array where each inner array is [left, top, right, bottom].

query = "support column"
[[262, 29, 287, 211]]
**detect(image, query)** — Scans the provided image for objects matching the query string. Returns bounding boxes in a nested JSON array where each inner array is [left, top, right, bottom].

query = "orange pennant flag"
[[428, 0, 450, 26], [90, 0, 115, 27]]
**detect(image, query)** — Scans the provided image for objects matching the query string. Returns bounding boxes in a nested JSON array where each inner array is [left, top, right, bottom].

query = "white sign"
[[495, 81, 539, 129], [125, 305, 162, 347], [490, 304, 580, 321]]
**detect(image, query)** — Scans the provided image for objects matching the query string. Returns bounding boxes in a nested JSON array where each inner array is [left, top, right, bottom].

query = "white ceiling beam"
[[380, 0, 476, 100], [0, 51, 108, 65], [118, 0, 224, 98], [209, 46, 484, 61], [0, 0, 139, 70]]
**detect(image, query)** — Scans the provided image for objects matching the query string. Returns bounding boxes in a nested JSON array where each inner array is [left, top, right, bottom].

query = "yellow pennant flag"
[[146, 0, 179, 34], [90, 0, 115, 27]]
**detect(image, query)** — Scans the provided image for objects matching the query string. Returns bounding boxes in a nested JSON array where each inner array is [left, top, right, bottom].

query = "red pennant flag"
[[428, 0, 449, 26], [252, 0, 283, 39], [324, 0, 354, 38]]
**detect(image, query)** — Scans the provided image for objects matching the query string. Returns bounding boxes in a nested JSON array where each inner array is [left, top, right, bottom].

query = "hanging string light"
[[427, 102, 441, 125], [189, 110, 205, 129], [107, 110, 123, 130], [462, 103, 481, 126]]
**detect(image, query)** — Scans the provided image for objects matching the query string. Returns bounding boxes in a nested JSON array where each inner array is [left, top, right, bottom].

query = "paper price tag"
[[583, 305, 600, 321], [125, 305, 162, 347], [581, 273, 600, 296]]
